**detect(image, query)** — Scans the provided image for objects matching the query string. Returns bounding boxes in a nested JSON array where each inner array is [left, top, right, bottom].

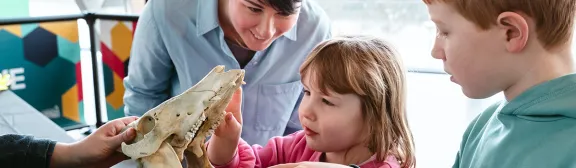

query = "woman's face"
[[227, 0, 301, 51]]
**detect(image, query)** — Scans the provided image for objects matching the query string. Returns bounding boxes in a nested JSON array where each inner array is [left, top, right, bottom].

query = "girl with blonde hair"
[[207, 35, 416, 168]]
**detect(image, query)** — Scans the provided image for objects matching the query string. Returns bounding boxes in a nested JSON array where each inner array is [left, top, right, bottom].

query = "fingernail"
[[226, 113, 232, 120]]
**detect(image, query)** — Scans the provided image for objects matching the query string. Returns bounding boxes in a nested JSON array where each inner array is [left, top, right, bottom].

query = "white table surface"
[[0, 90, 75, 143]]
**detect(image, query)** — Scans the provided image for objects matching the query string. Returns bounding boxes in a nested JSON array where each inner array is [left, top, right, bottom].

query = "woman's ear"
[[497, 12, 530, 53]]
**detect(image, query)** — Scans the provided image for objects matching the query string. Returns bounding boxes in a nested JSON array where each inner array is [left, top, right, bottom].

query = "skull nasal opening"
[[138, 116, 156, 135]]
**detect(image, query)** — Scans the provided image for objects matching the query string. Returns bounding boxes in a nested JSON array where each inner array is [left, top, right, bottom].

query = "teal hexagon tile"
[[12, 56, 76, 113], [57, 36, 80, 63], [0, 30, 23, 59], [0, 30, 23, 76]]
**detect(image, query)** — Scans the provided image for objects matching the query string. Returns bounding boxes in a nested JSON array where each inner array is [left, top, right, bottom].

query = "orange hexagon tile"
[[111, 22, 133, 62], [62, 84, 80, 122], [0, 25, 22, 37], [106, 73, 125, 110]]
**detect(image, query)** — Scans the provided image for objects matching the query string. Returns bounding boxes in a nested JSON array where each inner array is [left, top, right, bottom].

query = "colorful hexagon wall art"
[[99, 20, 137, 121], [0, 21, 86, 129]]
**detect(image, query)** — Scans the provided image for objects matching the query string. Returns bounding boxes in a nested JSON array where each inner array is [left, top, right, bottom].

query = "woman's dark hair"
[[261, 0, 302, 15]]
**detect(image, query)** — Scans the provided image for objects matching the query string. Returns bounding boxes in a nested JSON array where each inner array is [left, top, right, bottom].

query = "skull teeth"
[[205, 112, 226, 137], [210, 120, 221, 130], [189, 113, 206, 139]]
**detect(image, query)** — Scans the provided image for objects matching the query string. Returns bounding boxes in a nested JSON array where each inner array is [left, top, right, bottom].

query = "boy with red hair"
[[423, 0, 576, 167]]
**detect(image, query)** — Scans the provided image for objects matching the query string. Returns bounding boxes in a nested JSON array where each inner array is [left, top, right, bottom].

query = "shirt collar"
[[196, 0, 298, 41]]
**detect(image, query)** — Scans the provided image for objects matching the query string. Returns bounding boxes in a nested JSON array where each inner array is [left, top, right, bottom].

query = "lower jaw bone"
[[119, 65, 245, 168]]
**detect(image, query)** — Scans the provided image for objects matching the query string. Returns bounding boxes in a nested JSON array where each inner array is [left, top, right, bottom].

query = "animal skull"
[[120, 65, 245, 168]]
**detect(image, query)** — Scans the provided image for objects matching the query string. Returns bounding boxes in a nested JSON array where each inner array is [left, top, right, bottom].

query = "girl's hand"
[[214, 87, 243, 141], [207, 87, 243, 166]]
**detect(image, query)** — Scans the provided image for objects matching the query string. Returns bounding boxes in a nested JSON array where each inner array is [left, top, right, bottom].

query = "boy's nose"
[[431, 44, 445, 60]]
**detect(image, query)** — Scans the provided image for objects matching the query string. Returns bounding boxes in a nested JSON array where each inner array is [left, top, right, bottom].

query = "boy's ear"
[[496, 12, 530, 53]]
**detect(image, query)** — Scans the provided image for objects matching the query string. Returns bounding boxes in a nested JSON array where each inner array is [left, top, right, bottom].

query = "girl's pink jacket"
[[207, 131, 400, 168]]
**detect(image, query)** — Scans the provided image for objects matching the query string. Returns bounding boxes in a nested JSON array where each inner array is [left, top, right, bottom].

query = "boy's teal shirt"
[[454, 73, 576, 168]]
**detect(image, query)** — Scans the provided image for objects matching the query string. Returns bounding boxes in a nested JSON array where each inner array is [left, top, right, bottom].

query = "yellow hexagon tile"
[[111, 22, 133, 62], [62, 84, 80, 122], [106, 73, 125, 110], [0, 25, 22, 37]]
